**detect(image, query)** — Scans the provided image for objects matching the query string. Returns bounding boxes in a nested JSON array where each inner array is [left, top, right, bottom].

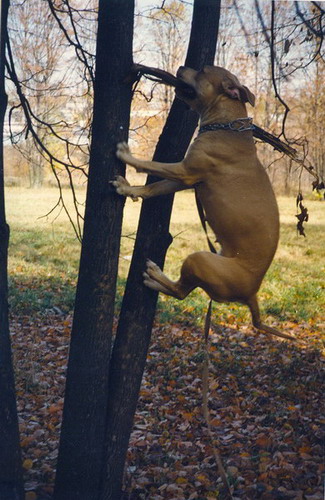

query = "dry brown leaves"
[[11, 315, 324, 500]]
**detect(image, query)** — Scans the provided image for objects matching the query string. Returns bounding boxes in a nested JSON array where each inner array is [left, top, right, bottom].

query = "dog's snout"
[[177, 66, 186, 78]]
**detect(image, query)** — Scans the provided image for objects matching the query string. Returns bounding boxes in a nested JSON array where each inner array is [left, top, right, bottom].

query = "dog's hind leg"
[[143, 252, 249, 302], [144, 256, 296, 341], [247, 295, 295, 341]]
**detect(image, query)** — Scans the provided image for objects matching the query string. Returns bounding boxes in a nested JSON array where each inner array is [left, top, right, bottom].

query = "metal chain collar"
[[198, 117, 255, 135]]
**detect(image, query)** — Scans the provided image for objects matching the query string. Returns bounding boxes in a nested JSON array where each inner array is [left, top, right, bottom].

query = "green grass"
[[5, 187, 325, 328]]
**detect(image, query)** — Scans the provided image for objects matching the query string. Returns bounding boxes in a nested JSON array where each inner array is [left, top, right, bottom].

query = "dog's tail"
[[247, 295, 296, 341]]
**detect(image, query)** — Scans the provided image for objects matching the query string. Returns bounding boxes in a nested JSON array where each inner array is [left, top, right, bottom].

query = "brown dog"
[[113, 65, 292, 340]]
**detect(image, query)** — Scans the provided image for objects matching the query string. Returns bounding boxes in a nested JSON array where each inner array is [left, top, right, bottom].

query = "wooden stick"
[[126, 63, 182, 87]]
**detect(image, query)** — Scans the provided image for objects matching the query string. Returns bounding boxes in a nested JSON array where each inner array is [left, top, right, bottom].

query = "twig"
[[270, 4, 290, 139]]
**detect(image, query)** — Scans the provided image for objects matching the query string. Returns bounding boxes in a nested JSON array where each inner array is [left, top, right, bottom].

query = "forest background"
[[5, 0, 324, 197]]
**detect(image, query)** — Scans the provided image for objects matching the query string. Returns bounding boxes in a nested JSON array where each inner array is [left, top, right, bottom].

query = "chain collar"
[[198, 117, 255, 135]]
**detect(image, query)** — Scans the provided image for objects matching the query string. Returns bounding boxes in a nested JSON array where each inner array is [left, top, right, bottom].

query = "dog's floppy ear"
[[222, 78, 255, 107], [240, 85, 255, 107]]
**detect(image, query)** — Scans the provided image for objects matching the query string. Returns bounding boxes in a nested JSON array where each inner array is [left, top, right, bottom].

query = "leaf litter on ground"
[[11, 313, 324, 499]]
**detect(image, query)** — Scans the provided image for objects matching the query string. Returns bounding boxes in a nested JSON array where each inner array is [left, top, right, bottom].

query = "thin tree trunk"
[[100, 2, 221, 498], [54, 1, 135, 499], [0, 0, 24, 498]]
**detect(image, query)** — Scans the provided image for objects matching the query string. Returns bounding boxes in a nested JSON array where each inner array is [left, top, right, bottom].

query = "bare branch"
[[270, 3, 290, 139]]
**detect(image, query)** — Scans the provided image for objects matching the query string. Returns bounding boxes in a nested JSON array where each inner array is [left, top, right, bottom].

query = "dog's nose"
[[177, 66, 186, 77]]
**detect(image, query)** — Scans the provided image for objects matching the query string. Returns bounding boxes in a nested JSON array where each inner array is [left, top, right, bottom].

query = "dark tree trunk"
[[0, 0, 24, 498], [54, 1, 135, 499], [100, 2, 221, 498]]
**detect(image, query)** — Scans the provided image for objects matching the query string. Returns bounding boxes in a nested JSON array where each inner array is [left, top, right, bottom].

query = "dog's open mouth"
[[174, 80, 197, 100]]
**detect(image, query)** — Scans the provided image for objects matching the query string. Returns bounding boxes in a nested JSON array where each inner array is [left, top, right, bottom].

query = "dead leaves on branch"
[[296, 193, 309, 237], [11, 315, 324, 499]]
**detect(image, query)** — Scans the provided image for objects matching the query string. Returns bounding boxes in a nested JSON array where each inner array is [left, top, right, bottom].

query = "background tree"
[[0, 0, 24, 497], [243, 0, 324, 193], [129, 1, 188, 159], [5, 0, 96, 233], [8, 0, 68, 187], [150, 1, 188, 118]]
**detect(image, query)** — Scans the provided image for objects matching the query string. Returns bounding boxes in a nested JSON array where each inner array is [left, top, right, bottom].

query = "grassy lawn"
[[5, 186, 325, 330]]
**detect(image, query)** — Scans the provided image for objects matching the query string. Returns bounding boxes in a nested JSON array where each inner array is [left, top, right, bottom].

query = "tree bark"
[[0, 0, 24, 498], [54, 1, 134, 499], [100, 2, 221, 498]]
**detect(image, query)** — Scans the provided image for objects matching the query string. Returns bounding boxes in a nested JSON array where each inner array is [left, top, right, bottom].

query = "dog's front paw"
[[110, 175, 130, 195], [110, 175, 139, 201], [116, 142, 131, 163]]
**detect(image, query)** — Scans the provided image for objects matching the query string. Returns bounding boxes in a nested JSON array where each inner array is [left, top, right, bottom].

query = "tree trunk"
[[0, 0, 24, 498], [54, 1, 135, 499], [100, 2, 221, 498]]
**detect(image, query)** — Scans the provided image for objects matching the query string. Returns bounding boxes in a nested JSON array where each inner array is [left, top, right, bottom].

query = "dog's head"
[[176, 65, 255, 112]]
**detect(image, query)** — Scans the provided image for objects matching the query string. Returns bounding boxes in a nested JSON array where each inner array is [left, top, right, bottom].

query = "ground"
[[12, 313, 324, 500]]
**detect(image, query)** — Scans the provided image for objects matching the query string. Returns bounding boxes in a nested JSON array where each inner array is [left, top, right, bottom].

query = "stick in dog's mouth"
[[128, 63, 197, 99]]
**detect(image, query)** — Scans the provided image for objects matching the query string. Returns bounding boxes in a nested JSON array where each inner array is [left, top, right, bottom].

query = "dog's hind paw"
[[143, 272, 162, 291], [143, 260, 170, 293], [145, 259, 163, 278], [143, 259, 185, 299]]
